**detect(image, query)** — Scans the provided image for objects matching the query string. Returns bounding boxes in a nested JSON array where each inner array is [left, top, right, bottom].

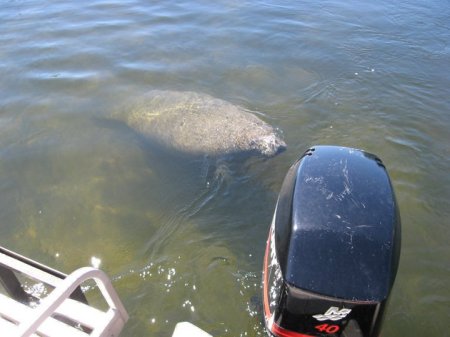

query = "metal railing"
[[0, 246, 128, 337]]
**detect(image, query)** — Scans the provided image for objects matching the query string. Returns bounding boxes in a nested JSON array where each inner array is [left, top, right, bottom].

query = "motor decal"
[[313, 307, 352, 321]]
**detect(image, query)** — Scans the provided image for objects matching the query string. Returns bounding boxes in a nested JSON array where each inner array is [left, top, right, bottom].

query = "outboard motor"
[[263, 146, 401, 337]]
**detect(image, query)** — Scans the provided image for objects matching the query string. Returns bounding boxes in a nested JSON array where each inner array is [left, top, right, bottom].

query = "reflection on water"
[[1, 0, 449, 336]]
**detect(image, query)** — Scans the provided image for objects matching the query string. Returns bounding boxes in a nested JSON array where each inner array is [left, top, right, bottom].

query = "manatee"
[[116, 90, 286, 157]]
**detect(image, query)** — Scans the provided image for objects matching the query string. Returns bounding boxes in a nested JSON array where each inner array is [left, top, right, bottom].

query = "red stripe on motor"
[[263, 228, 315, 337], [271, 322, 315, 337], [263, 227, 273, 321]]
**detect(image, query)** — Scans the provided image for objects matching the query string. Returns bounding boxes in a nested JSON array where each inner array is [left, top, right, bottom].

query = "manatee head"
[[249, 130, 287, 157]]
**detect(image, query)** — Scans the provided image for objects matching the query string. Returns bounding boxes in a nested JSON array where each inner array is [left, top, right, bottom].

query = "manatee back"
[[123, 90, 285, 157]]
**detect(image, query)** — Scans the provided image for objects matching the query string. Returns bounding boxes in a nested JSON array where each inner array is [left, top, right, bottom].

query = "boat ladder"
[[0, 246, 128, 337]]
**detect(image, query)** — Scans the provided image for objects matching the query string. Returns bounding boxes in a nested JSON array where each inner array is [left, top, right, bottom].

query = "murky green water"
[[1, 0, 449, 336]]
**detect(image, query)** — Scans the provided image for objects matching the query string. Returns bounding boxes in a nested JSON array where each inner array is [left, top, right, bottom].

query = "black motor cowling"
[[263, 146, 401, 337]]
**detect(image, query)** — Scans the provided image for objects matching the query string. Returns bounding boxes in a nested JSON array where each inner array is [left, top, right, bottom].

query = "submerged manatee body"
[[117, 90, 286, 157]]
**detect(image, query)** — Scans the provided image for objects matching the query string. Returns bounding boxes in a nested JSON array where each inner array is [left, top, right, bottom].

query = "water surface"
[[1, 0, 449, 336]]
